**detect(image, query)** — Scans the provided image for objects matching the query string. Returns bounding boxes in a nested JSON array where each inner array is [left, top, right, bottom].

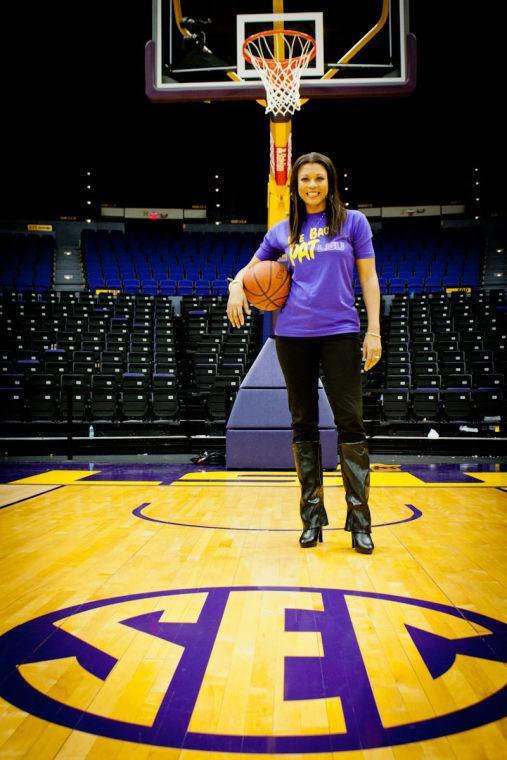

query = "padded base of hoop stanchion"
[[227, 387, 334, 428], [226, 338, 338, 470], [226, 428, 337, 470]]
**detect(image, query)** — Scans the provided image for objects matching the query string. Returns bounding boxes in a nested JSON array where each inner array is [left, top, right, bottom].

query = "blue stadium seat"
[[159, 279, 177, 295], [425, 275, 443, 291], [178, 279, 195, 295], [195, 280, 212, 295], [141, 279, 158, 294], [212, 279, 229, 295], [388, 277, 406, 294], [123, 279, 140, 293]]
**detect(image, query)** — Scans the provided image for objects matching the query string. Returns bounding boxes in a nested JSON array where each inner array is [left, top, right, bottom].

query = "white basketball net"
[[243, 30, 316, 117]]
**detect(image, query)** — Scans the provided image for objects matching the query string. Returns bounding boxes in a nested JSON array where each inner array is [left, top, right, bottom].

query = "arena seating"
[[0, 291, 261, 426], [3, 287, 503, 429], [366, 224, 483, 295], [80, 225, 483, 297], [0, 232, 53, 290], [0, 224, 504, 436], [82, 228, 259, 295], [354, 289, 506, 423]]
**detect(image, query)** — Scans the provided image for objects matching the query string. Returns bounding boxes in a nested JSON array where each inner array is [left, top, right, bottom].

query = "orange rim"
[[242, 29, 316, 70]]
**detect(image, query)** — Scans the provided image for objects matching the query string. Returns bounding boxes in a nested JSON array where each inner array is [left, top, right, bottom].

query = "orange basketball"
[[242, 261, 291, 311]]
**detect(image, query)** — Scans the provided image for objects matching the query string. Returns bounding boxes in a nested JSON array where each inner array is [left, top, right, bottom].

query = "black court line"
[[0, 485, 64, 511]]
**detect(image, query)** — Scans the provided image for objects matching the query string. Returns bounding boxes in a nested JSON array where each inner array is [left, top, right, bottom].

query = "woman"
[[227, 152, 381, 554]]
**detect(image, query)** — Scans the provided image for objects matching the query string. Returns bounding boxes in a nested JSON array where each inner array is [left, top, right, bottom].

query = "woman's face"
[[297, 162, 329, 214]]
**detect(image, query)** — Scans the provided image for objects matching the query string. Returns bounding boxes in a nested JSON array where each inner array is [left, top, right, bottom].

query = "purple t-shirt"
[[254, 209, 375, 337]]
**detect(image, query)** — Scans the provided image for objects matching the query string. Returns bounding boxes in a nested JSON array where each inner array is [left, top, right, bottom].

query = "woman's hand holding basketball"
[[227, 285, 251, 328]]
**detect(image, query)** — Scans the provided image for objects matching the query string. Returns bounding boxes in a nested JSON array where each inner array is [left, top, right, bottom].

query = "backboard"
[[146, 0, 416, 103]]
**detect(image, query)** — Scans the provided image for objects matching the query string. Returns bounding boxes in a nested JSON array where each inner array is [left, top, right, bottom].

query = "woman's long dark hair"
[[289, 152, 346, 245]]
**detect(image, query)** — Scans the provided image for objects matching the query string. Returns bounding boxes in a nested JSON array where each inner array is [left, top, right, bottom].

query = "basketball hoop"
[[242, 29, 316, 117]]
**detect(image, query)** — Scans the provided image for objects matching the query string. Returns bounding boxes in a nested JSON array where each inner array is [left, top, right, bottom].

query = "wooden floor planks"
[[0, 463, 505, 759]]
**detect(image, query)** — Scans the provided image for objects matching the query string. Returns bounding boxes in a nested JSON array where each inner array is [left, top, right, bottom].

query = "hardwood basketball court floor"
[[0, 459, 506, 759]]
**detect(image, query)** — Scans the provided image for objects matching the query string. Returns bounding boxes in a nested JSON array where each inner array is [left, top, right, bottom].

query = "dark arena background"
[[0, 2, 506, 758]]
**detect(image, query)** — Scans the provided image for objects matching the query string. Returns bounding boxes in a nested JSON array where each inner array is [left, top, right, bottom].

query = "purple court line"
[[2, 584, 504, 753], [5, 481, 502, 489], [0, 478, 425, 487], [2, 461, 504, 488], [0, 485, 64, 511], [146, 479, 296, 485], [61, 483, 162, 487], [12, 482, 503, 490], [132, 502, 423, 531]]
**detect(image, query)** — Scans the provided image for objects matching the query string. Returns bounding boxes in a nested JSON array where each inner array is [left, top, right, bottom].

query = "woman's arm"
[[229, 254, 262, 288], [356, 257, 382, 371], [226, 254, 262, 328]]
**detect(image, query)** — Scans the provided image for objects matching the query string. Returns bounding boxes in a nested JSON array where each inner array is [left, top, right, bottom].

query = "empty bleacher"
[[355, 288, 506, 424], [0, 221, 505, 452], [0, 232, 53, 290], [0, 290, 262, 435], [82, 228, 262, 296], [81, 224, 483, 297], [355, 224, 483, 296]]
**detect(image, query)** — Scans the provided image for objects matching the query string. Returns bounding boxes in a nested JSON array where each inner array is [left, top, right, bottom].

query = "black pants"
[[275, 333, 366, 444]]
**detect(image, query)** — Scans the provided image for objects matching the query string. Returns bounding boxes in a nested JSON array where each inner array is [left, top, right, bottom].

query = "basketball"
[[242, 260, 291, 311]]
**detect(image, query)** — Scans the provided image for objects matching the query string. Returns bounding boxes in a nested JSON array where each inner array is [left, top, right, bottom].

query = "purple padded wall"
[[226, 338, 338, 469], [226, 429, 338, 469]]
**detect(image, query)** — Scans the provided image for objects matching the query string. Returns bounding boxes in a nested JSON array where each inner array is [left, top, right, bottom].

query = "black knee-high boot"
[[339, 440, 374, 554], [292, 440, 329, 548]]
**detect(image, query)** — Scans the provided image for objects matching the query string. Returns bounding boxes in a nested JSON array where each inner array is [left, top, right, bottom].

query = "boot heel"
[[299, 525, 323, 548], [352, 531, 374, 554]]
